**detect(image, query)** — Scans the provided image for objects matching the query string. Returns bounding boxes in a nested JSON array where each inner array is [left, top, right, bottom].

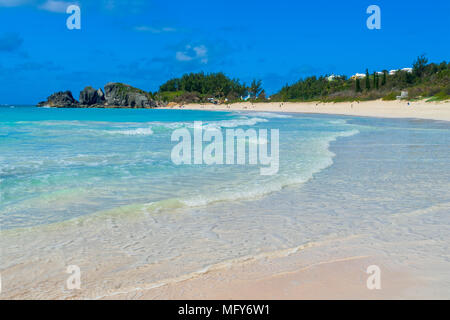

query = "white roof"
[[402, 68, 413, 73]]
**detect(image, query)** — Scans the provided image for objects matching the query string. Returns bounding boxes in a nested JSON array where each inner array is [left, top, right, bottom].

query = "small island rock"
[[37, 91, 78, 108]]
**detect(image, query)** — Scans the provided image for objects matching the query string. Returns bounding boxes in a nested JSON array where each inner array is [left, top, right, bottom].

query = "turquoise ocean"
[[0, 106, 358, 229]]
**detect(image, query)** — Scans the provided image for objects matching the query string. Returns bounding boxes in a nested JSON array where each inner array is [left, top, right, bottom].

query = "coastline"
[[158, 100, 450, 122]]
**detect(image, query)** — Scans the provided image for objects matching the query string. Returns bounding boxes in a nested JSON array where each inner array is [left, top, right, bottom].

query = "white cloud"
[[0, 0, 32, 6], [38, 0, 75, 13], [175, 45, 208, 64], [0, 0, 139, 13], [175, 51, 193, 62]]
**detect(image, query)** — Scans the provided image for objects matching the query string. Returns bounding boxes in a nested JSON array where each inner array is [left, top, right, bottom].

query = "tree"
[[249, 79, 263, 99], [413, 54, 428, 78], [158, 72, 248, 101], [381, 70, 387, 86], [365, 69, 370, 90], [373, 72, 379, 90], [355, 78, 361, 92], [258, 89, 267, 100]]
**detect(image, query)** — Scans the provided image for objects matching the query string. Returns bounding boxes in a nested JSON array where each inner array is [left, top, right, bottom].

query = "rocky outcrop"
[[37, 91, 79, 107], [79, 86, 105, 106], [37, 83, 165, 108], [104, 82, 158, 108]]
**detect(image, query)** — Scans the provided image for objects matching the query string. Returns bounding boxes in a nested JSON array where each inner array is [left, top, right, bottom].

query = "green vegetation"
[[355, 78, 361, 93], [381, 71, 387, 86], [248, 79, 263, 99], [156, 72, 258, 103], [382, 92, 400, 101], [113, 82, 153, 99], [150, 56, 449, 104], [365, 69, 370, 90], [270, 56, 450, 103], [273, 75, 359, 102], [427, 89, 450, 102]]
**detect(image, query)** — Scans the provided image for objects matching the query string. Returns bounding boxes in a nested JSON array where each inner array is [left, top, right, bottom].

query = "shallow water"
[[0, 106, 449, 299], [0, 106, 358, 229]]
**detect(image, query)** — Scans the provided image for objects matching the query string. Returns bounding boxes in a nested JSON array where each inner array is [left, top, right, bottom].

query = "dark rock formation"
[[37, 83, 165, 108], [79, 86, 106, 106], [104, 82, 158, 108], [37, 91, 79, 107]]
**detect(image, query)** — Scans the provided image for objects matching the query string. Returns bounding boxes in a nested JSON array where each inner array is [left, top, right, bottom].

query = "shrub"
[[382, 92, 400, 101], [432, 90, 450, 101]]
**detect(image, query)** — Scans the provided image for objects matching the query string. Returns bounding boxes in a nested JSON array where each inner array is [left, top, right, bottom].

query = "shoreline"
[[158, 99, 450, 122]]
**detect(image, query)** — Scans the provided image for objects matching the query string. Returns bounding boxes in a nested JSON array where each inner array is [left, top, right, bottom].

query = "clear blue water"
[[0, 106, 358, 229]]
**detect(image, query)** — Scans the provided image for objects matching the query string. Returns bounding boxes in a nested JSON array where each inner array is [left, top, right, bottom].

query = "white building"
[[396, 91, 409, 100], [351, 73, 366, 79], [389, 69, 398, 75], [390, 68, 413, 76], [351, 68, 412, 79]]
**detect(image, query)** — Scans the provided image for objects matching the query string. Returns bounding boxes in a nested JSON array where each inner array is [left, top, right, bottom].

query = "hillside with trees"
[[155, 56, 449, 105], [271, 56, 450, 102]]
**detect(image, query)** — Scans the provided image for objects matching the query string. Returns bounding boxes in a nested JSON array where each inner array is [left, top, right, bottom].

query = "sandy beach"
[[160, 100, 450, 122], [99, 240, 422, 300]]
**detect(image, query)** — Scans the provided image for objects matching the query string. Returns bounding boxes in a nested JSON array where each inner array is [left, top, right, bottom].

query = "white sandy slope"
[[160, 99, 450, 122]]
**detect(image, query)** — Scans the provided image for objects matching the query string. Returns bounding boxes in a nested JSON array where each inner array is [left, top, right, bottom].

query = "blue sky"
[[0, 0, 449, 104]]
